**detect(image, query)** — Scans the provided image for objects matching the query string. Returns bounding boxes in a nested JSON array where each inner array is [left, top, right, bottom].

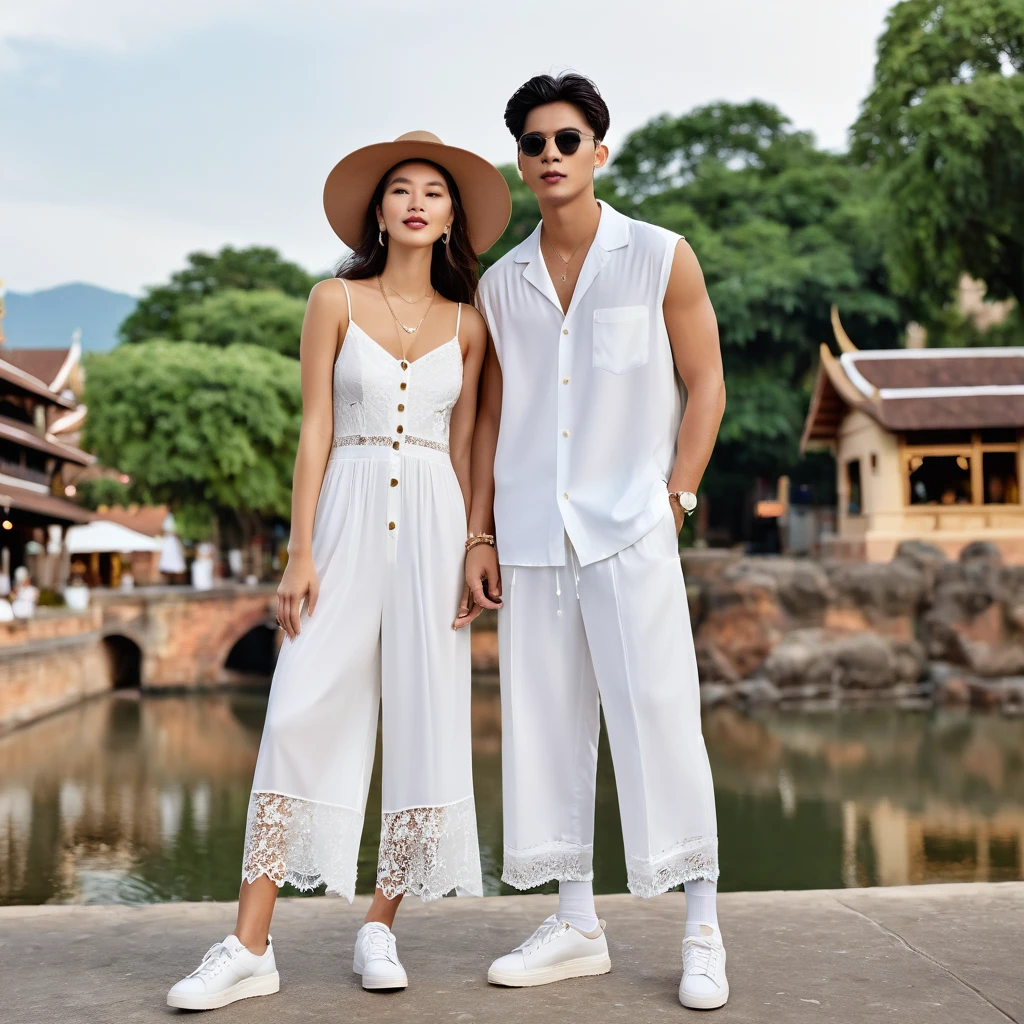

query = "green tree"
[[75, 476, 131, 510], [480, 165, 541, 269], [852, 0, 1024, 312], [179, 288, 307, 358], [607, 102, 903, 529], [82, 341, 302, 541], [120, 246, 319, 344]]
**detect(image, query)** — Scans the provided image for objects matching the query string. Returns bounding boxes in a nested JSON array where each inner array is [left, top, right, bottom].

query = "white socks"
[[557, 879, 599, 932], [557, 878, 717, 938], [684, 879, 719, 938]]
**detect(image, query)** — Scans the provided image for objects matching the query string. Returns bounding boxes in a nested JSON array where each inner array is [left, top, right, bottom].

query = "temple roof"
[[801, 310, 1024, 450]]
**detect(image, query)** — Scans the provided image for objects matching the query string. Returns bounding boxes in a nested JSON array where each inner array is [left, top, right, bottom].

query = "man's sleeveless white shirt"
[[476, 200, 684, 567]]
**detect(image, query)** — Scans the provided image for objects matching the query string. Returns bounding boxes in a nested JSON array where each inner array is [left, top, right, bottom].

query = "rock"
[[892, 638, 928, 685], [895, 540, 948, 592], [895, 539, 947, 570], [721, 558, 833, 624], [696, 576, 786, 679], [699, 683, 733, 708], [896, 697, 933, 711], [686, 582, 703, 630], [824, 560, 926, 637], [825, 633, 901, 689], [734, 678, 782, 705], [470, 628, 499, 672], [679, 549, 742, 584], [959, 540, 1003, 565], [935, 675, 971, 705], [959, 639, 1024, 678], [968, 678, 1004, 710], [997, 677, 1024, 703], [762, 629, 922, 691], [1009, 604, 1024, 633], [761, 630, 819, 688], [696, 638, 740, 684]]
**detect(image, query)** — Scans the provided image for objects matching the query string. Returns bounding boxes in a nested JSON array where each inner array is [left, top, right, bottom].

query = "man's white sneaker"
[[353, 922, 408, 990], [487, 914, 611, 987], [167, 934, 279, 1010], [679, 924, 729, 1010]]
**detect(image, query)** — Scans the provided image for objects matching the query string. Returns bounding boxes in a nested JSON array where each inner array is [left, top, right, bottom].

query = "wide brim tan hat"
[[323, 130, 512, 255]]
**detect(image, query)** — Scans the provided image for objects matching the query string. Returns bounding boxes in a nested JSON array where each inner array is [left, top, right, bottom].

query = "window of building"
[[909, 455, 972, 504], [903, 431, 1020, 506], [983, 451, 1020, 504], [847, 459, 862, 515]]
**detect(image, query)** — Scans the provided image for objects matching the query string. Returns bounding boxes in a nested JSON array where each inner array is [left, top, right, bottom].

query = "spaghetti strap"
[[455, 302, 462, 338], [339, 278, 353, 321]]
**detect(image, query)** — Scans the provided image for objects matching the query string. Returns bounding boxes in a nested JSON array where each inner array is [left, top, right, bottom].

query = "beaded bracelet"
[[465, 533, 496, 553]]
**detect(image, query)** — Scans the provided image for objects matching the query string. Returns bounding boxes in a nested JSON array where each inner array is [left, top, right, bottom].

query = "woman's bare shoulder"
[[308, 276, 351, 311]]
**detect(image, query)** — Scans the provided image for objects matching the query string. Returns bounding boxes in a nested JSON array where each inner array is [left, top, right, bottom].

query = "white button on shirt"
[[476, 200, 684, 568]]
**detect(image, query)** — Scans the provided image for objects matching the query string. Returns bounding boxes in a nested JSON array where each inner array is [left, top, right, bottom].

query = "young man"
[[457, 73, 728, 1009]]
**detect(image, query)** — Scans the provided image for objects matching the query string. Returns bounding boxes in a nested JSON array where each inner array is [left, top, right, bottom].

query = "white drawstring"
[[554, 538, 582, 616]]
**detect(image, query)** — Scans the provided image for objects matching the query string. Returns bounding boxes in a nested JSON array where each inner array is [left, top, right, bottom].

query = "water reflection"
[[1, 689, 1021, 904]]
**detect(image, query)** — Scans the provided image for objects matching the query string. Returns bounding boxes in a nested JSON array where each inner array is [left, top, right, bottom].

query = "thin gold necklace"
[[543, 229, 586, 283], [377, 275, 435, 336], [381, 277, 431, 304]]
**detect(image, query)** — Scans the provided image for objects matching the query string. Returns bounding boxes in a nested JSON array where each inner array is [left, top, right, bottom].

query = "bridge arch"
[[213, 604, 281, 684], [101, 633, 143, 689]]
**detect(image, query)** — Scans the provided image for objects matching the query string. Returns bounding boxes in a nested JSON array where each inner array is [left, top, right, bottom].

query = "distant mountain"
[[2, 283, 137, 352]]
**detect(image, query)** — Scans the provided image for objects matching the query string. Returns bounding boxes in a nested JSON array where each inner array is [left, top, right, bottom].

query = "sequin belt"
[[331, 434, 449, 454]]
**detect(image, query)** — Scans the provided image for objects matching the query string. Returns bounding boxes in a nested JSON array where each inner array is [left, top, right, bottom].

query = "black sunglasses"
[[517, 129, 599, 158]]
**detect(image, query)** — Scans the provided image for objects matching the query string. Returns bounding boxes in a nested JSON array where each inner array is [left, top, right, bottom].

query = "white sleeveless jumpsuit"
[[241, 281, 482, 902]]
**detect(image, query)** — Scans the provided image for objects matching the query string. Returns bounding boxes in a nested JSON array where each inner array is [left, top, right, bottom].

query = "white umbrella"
[[64, 520, 164, 554]]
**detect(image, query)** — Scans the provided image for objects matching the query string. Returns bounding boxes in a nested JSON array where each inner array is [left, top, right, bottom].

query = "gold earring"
[[442, 226, 451, 245]]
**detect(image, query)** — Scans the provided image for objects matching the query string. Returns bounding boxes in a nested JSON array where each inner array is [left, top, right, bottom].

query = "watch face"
[[680, 492, 697, 512]]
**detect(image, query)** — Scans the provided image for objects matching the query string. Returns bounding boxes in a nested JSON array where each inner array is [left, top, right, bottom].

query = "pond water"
[[1, 686, 1022, 904]]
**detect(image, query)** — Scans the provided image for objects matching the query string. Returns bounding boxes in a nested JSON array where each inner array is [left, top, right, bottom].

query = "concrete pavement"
[[1, 884, 1021, 1024]]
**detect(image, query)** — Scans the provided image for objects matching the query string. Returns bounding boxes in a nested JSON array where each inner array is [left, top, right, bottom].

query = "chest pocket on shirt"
[[592, 306, 650, 374]]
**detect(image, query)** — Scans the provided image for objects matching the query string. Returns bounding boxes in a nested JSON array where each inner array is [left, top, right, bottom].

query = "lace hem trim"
[[501, 843, 594, 891], [377, 796, 482, 901], [626, 837, 719, 898], [241, 791, 363, 901]]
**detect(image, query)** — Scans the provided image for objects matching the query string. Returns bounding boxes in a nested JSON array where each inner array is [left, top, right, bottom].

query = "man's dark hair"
[[504, 72, 610, 141]]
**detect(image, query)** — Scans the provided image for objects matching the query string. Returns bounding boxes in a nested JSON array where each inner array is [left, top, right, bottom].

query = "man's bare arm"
[[663, 240, 726, 525]]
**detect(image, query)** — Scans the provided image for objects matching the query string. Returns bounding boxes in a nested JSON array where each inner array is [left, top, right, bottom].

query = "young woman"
[[167, 131, 511, 1010]]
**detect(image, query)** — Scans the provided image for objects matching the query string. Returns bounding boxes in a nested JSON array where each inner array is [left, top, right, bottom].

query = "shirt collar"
[[512, 199, 629, 264]]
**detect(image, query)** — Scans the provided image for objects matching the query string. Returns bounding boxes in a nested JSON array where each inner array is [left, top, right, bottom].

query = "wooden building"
[[0, 337, 96, 583], [802, 310, 1024, 563]]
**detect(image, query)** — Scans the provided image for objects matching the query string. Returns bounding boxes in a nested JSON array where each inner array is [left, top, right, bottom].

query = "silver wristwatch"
[[669, 490, 697, 515]]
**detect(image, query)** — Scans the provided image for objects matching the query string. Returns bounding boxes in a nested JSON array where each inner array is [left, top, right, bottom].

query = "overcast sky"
[[1, 0, 896, 295]]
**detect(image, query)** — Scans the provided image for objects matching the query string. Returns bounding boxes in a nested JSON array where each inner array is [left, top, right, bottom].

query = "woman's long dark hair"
[[336, 159, 479, 304]]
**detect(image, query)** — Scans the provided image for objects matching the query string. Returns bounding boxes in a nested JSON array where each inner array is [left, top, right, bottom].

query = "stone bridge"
[[91, 584, 282, 688], [1, 584, 282, 730]]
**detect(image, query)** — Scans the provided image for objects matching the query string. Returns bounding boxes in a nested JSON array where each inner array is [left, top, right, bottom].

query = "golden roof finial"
[[830, 304, 858, 354]]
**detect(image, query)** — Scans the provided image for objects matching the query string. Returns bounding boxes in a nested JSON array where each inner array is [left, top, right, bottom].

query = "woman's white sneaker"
[[166, 934, 279, 1010], [679, 924, 729, 1009], [353, 922, 409, 990], [487, 914, 611, 987]]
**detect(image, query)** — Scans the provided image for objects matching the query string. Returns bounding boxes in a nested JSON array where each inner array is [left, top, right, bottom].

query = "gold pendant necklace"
[[377, 275, 435, 335], [544, 231, 586, 283]]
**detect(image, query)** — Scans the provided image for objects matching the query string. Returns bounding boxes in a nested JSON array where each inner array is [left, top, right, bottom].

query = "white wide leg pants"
[[498, 506, 718, 897], [241, 444, 482, 903]]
